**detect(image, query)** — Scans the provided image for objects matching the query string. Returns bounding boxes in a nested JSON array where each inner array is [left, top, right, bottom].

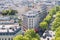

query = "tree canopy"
[[44, 15, 52, 23], [49, 7, 56, 16], [56, 11, 60, 17], [39, 21, 48, 30], [13, 29, 40, 40], [55, 27, 60, 40], [51, 11, 60, 31], [2, 9, 17, 15]]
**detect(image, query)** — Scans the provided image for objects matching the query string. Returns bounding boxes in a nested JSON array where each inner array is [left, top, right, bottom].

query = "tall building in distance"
[[22, 10, 40, 31]]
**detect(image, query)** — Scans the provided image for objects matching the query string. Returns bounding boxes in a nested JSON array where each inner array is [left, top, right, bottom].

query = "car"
[[43, 33, 46, 38]]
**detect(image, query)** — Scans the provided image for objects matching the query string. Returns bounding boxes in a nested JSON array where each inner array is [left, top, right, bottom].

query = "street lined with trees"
[[13, 6, 60, 40], [39, 6, 60, 40]]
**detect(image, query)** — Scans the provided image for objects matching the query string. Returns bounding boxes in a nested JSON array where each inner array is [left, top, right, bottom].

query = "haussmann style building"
[[0, 16, 22, 40], [22, 10, 40, 31]]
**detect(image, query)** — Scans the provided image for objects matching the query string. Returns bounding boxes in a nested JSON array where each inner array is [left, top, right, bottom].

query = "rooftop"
[[23, 10, 39, 17], [0, 24, 20, 35], [0, 16, 18, 24], [0, 16, 21, 35]]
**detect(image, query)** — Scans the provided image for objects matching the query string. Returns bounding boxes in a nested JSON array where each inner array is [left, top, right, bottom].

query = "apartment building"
[[22, 10, 40, 31], [0, 16, 21, 40]]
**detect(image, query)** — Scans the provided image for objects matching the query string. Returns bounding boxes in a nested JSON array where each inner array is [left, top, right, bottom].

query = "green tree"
[[55, 27, 60, 40], [49, 7, 56, 16], [44, 15, 52, 23], [9, 9, 17, 15], [56, 11, 60, 17], [39, 21, 48, 30], [56, 6, 60, 12], [55, 37, 60, 40], [51, 17, 60, 31], [13, 35, 23, 40], [23, 36, 29, 40], [32, 38, 38, 40], [25, 29, 40, 40], [2, 10, 8, 15], [13, 29, 40, 40], [2, 9, 17, 15], [51, 11, 60, 31]]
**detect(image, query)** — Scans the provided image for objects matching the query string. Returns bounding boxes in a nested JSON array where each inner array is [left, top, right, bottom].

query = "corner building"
[[22, 10, 40, 31]]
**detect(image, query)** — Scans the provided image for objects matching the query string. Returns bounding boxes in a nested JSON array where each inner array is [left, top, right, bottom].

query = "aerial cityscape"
[[0, 0, 60, 40]]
